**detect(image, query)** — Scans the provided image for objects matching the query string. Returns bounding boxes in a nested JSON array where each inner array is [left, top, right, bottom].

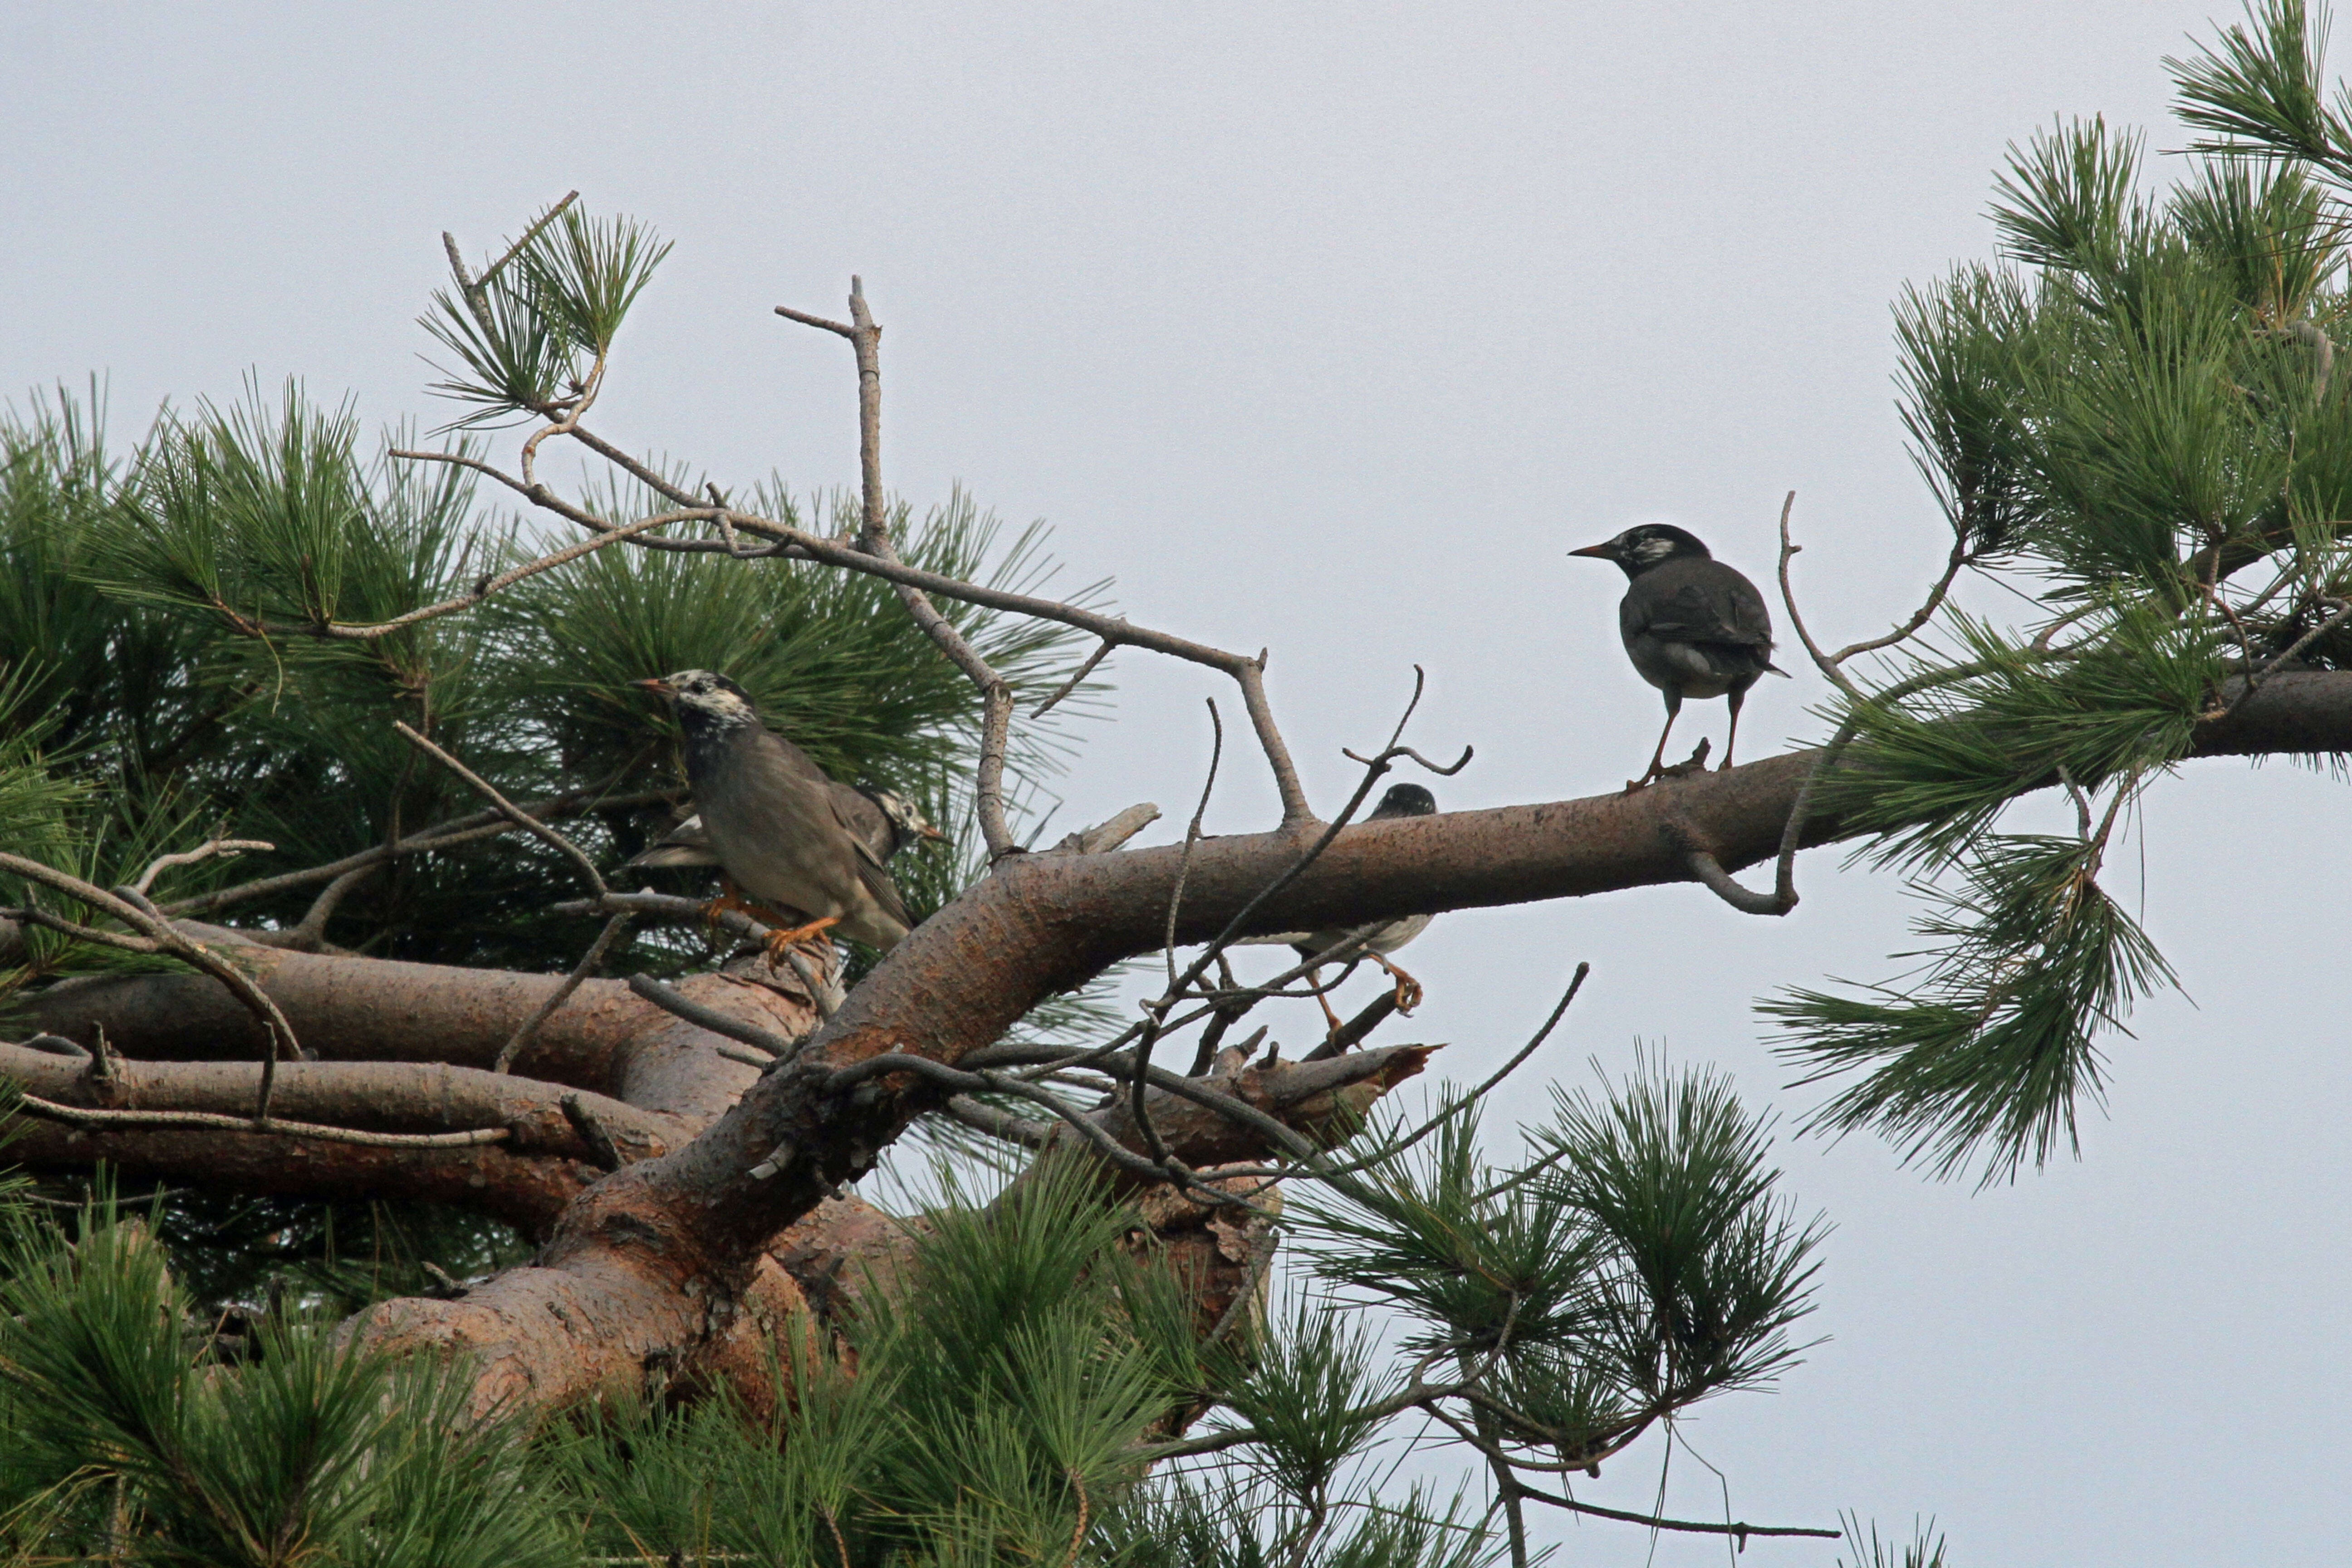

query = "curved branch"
[[0, 1046, 674, 1230], [0, 853, 303, 1119], [19, 950, 804, 1125], [390, 442, 1319, 827], [35, 669, 2352, 1420], [157, 780, 681, 919]]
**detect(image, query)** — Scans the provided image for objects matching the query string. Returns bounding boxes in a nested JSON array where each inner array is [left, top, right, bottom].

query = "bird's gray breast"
[[694, 730, 855, 917], [1297, 912, 1431, 960]]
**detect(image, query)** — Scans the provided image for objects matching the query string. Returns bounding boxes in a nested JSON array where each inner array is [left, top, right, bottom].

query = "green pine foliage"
[[1770, 0, 2352, 1180], [0, 1058, 1828, 1565], [1294, 1058, 1824, 1483], [0, 1191, 574, 1568], [0, 387, 1102, 979], [0, 208, 1110, 1333], [1765, 834, 2176, 1183]]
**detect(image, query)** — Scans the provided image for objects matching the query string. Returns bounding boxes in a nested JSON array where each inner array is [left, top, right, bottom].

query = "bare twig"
[[1677, 843, 1795, 917], [1827, 534, 1971, 666], [1045, 802, 1162, 856], [779, 946, 843, 1019], [158, 777, 676, 917], [2229, 594, 2352, 713], [559, 888, 760, 936], [1137, 701, 1227, 1169], [1779, 487, 1976, 679], [775, 278, 1028, 857], [1034, 637, 1115, 717], [442, 231, 495, 338], [518, 346, 608, 487], [1338, 743, 1474, 775], [625, 972, 799, 1059], [496, 914, 632, 1073], [1163, 701, 1226, 990], [819, 1050, 1217, 1195], [130, 838, 273, 897], [12, 1093, 510, 1150], [1328, 963, 1587, 1174], [392, 722, 607, 895], [479, 191, 580, 287], [1774, 492, 1866, 701], [288, 861, 381, 949], [313, 510, 688, 640], [941, 1095, 1054, 1146], [1508, 1483, 1839, 1543], [397, 423, 1314, 826], [0, 853, 303, 1121], [1301, 990, 1399, 1062]]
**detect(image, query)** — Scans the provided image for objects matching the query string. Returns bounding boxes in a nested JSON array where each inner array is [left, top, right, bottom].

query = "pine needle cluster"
[[0, 1056, 1831, 1566], [1769, 0, 2352, 1181]]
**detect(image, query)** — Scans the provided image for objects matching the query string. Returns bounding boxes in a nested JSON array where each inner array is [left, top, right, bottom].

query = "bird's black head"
[[1568, 523, 1713, 580], [858, 784, 950, 852], [636, 669, 760, 731], [1369, 782, 1437, 819]]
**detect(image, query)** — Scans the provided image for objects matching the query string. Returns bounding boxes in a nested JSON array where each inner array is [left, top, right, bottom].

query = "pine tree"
[[3, 6, 2350, 1562]]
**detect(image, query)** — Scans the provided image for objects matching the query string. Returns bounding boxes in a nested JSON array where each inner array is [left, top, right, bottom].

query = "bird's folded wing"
[[625, 814, 721, 870], [626, 842, 722, 870], [834, 792, 914, 930], [1640, 578, 1774, 648]]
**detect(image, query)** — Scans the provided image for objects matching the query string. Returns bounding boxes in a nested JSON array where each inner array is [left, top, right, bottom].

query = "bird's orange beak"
[[917, 823, 949, 844], [634, 676, 672, 696], [1567, 542, 1617, 559]]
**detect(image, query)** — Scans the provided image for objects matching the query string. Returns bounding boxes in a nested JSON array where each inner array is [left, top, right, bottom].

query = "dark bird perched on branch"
[[629, 785, 946, 872], [635, 669, 916, 955], [1569, 524, 1785, 788], [1237, 782, 1439, 1029]]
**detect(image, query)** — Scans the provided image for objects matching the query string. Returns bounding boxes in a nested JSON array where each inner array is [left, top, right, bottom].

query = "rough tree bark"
[[7, 668, 2342, 1419]]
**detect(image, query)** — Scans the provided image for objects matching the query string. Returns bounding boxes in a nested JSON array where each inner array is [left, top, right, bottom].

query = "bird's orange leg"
[[761, 915, 841, 967], [1307, 965, 1345, 1038], [1627, 705, 1681, 793], [701, 877, 839, 965], [701, 875, 800, 936], [1720, 688, 1746, 771], [1371, 955, 1425, 1015]]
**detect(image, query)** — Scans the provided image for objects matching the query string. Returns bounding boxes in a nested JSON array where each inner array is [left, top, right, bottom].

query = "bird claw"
[[701, 890, 759, 929], [1627, 739, 1712, 792], [1373, 957, 1425, 1016], [762, 916, 841, 967]]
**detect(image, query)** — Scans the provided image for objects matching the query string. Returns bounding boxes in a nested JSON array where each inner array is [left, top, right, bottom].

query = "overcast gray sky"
[[5, 3, 2344, 1563]]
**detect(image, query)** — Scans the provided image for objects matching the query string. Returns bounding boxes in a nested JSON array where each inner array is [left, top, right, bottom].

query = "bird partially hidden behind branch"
[[1568, 524, 1786, 789], [634, 669, 925, 958], [1234, 782, 1438, 1031]]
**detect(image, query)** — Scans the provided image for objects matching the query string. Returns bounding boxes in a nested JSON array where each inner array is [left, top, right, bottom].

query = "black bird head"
[[856, 784, 951, 851], [1369, 782, 1437, 819], [1568, 523, 1713, 580], [636, 669, 760, 732]]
